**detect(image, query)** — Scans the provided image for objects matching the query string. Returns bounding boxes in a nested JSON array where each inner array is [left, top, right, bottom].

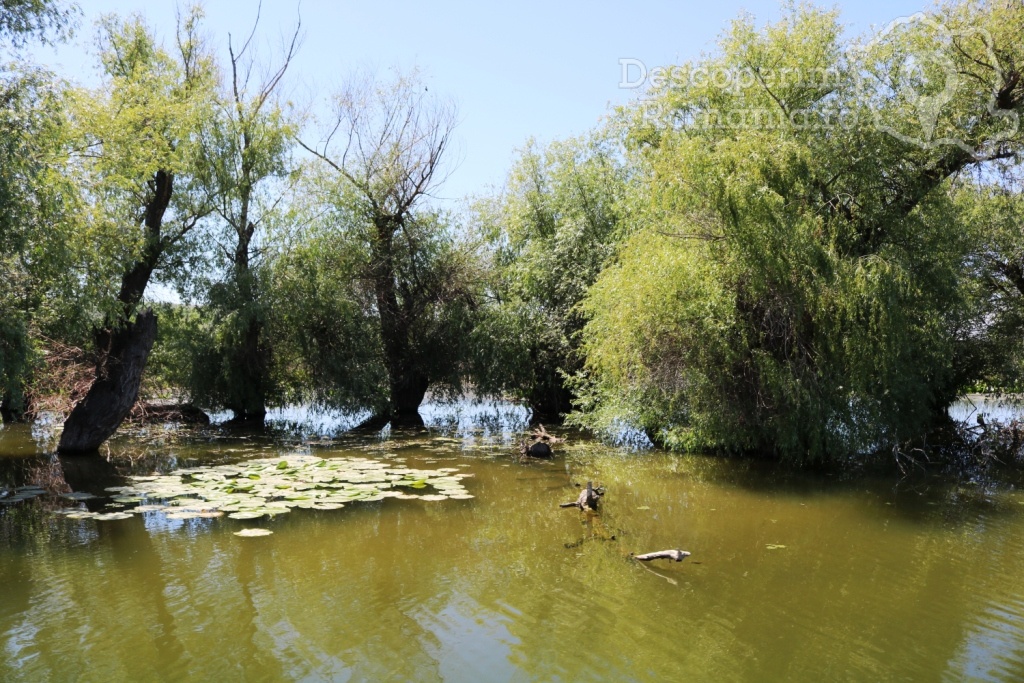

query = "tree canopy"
[[3, 0, 1024, 465]]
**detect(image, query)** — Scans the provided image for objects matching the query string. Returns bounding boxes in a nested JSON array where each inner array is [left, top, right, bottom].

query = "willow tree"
[[0, 67, 83, 421], [0, 0, 76, 48], [295, 72, 476, 425], [575, 1, 1024, 462], [178, 13, 300, 424], [0, 0, 81, 421], [956, 178, 1024, 391], [58, 9, 217, 453], [470, 133, 630, 422]]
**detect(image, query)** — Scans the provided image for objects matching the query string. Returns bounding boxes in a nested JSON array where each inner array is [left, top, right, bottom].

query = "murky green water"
[[3, 414, 1024, 682]]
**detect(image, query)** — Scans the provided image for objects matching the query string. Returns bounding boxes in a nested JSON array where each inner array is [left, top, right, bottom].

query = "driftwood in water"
[[520, 424, 563, 458], [560, 480, 603, 511], [633, 549, 691, 562]]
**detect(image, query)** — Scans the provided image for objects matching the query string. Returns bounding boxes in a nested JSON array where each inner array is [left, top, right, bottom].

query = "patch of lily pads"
[[53, 454, 474, 523], [0, 486, 48, 505]]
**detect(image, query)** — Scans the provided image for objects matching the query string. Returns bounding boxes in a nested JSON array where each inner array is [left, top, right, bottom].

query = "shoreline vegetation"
[[2, 1, 1024, 469]]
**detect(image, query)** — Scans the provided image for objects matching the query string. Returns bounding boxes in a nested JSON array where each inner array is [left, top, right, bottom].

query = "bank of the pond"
[[2, 403, 1024, 682]]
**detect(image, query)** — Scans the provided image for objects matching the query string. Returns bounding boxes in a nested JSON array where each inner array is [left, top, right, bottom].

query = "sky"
[[27, 0, 932, 203]]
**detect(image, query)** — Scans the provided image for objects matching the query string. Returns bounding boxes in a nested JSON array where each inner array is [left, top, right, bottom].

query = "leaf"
[[228, 511, 266, 520], [61, 492, 97, 501], [234, 528, 273, 537]]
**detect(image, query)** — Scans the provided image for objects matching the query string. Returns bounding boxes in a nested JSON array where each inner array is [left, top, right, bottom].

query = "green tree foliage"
[[57, 8, 219, 451], [0, 0, 76, 47], [0, 65, 82, 417], [0, 0, 81, 419], [290, 72, 478, 423], [573, 2, 1024, 462], [956, 178, 1024, 392], [66, 9, 218, 329], [470, 132, 630, 421], [177, 17, 301, 421]]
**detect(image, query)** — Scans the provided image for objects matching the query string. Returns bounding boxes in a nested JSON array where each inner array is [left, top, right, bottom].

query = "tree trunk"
[[223, 314, 268, 424], [529, 382, 573, 425], [224, 221, 268, 424], [528, 349, 574, 424], [389, 366, 428, 425], [0, 392, 25, 423], [373, 216, 428, 425], [58, 310, 158, 454], [58, 170, 172, 452]]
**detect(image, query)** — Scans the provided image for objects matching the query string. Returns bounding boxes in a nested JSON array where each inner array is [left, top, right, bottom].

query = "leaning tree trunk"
[[58, 311, 158, 454], [59, 170, 173, 453]]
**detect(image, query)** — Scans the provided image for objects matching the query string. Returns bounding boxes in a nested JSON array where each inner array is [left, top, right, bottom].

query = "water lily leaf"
[[93, 512, 133, 521], [234, 528, 273, 537], [228, 511, 266, 520], [61, 492, 97, 501], [111, 452, 473, 527]]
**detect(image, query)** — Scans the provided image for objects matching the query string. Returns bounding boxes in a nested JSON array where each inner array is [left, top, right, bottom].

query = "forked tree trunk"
[[58, 310, 158, 454]]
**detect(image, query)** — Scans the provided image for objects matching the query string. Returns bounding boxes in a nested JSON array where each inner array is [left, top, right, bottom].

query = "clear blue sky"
[[30, 0, 930, 203]]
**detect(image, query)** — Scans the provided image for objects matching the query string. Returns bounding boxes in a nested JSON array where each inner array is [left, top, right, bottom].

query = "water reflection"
[[2, 418, 1024, 681]]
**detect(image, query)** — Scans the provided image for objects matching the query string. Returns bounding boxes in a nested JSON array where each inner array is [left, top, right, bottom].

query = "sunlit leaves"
[[574, 2, 1024, 461]]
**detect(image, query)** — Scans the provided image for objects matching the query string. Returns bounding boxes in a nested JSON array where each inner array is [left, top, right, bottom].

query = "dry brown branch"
[[519, 424, 565, 458], [24, 336, 94, 421]]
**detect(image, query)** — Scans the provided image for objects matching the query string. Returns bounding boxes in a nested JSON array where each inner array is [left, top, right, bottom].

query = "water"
[[3, 410, 1024, 682]]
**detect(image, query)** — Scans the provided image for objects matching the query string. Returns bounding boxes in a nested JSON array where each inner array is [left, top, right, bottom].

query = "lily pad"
[[228, 511, 267, 520], [93, 512, 133, 521], [234, 528, 273, 537], [61, 492, 97, 501], [87, 453, 474, 528]]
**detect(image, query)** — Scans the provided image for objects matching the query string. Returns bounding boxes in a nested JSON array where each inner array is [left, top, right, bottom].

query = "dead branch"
[[633, 549, 691, 562], [519, 424, 565, 458]]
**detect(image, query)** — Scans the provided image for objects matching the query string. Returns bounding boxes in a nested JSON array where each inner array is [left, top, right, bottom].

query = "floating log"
[[560, 480, 603, 511], [633, 549, 691, 562]]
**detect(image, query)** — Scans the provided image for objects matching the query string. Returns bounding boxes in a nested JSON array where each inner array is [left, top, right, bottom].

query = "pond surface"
[[2, 408, 1024, 682]]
